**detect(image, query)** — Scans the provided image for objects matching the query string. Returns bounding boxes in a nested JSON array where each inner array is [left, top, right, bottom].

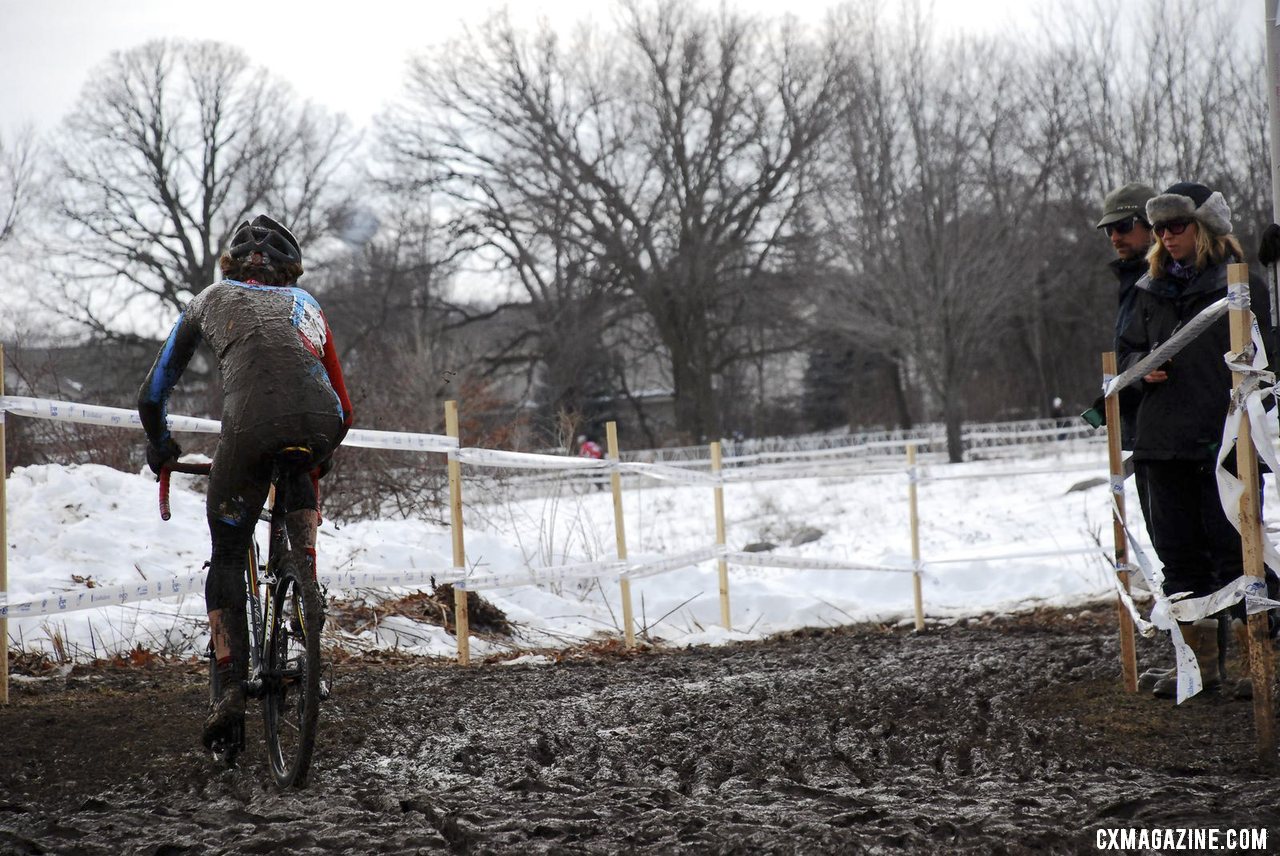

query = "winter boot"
[[1152, 619, 1221, 699], [1138, 667, 1175, 693]]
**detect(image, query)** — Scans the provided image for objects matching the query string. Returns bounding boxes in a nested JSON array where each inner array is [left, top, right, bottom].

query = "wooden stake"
[[1227, 263, 1275, 760], [0, 344, 8, 704], [907, 443, 924, 631], [606, 422, 635, 648], [1103, 351, 1139, 693], [711, 441, 730, 630], [445, 400, 469, 665]]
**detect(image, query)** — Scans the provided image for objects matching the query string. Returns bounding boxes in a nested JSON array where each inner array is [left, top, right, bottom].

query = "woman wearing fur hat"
[[1117, 182, 1275, 699]]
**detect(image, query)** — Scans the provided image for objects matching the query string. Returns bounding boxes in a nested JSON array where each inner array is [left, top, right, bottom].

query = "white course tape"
[[720, 463, 906, 483], [344, 428, 455, 453], [458, 560, 628, 592], [1165, 576, 1280, 624], [1113, 497, 1166, 612], [1104, 296, 1229, 397], [624, 545, 724, 581], [3, 558, 636, 616], [0, 394, 457, 453], [318, 567, 462, 591], [1166, 621, 1204, 704], [726, 551, 915, 574], [1, 572, 207, 618], [1109, 571, 1156, 638], [923, 463, 1106, 482], [456, 447, 609, 471], [1216, 319, 1280, 572], [0, 395, 218, 433], [924, 546, 1111, 565], [618, 461, 720, 485]]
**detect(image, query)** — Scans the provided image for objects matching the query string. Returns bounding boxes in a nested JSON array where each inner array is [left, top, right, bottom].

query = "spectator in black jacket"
[[1085, 183, 1158, 550], [1099, 182, 1158, 357], [1096, 182, 1156, 448], [1118, 182, 1273, 699]]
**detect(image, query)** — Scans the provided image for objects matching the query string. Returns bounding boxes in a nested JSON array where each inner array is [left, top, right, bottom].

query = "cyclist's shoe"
[[202, 683, 246, 750]]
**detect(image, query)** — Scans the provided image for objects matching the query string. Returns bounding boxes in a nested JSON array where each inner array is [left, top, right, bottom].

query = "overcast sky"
[[0, 0, 1044, 134]]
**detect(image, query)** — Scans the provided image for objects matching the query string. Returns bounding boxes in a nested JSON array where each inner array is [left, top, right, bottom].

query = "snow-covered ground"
[[2, 441, 1134, 661]]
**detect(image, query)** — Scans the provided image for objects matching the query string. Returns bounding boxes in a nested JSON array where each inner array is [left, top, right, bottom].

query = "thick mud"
[[1, 606, 1277, 855]]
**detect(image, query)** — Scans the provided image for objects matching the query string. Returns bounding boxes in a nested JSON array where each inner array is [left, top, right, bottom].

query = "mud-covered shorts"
[[204, 412, 343, 612]]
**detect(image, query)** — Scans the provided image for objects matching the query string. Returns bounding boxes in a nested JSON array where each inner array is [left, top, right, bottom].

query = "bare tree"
[[817, 4, 1071, 461], [1061, 0, 1263, 200], [0, 125, 38, 251], [43, 39, 358, 340], [383, 1, 839, 441]]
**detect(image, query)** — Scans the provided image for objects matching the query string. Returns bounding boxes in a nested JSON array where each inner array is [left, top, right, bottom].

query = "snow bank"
[[2, 446, 1127, 661]]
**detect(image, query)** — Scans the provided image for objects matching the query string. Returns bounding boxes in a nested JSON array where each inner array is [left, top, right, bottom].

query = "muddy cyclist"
[[138, 215, 354, 749]]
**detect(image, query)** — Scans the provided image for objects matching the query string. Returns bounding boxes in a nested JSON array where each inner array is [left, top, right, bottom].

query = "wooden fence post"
[[445, 400, 470, 665], [711, 440, 730, 629], [1103, 351, 1139, 693], [907, 443, 924, 631], [606, 422, 635, 647], [1, 344, 8, 704], [1227, 263, 1275, 760]]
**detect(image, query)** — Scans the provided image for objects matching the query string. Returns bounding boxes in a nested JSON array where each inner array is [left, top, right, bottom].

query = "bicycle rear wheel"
[[262, 554, 324, 787]]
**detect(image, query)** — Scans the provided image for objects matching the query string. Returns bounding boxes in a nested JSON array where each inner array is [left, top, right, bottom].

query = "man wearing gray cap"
[[1083, 183, 1155, 448], [1098, 182, 1157, 366]]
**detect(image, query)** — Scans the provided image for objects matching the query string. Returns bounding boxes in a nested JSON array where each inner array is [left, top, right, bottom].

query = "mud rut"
[[1, 607, 1277, 855]]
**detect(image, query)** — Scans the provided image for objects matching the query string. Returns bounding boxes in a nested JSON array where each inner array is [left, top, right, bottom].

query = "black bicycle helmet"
[[228, 214, 301, 265]]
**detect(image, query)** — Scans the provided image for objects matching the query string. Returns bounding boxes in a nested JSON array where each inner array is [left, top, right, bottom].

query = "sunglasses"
[[1153, 219, 1193, 237], [1103, 217, 1143, 237]]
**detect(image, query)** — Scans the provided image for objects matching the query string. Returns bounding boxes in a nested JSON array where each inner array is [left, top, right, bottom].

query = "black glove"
[[145, 437, 182, 475], [1259, 223, 1280, 267]]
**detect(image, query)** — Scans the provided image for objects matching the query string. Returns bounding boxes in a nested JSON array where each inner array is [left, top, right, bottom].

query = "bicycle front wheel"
[[262, 554, 324, 788]]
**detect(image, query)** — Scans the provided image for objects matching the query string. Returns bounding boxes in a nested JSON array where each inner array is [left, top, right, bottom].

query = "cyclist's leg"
[[277, 417, 342, 576], [204, 435, 272, 741]]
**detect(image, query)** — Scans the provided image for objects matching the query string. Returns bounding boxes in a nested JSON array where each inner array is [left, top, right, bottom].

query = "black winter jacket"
[[1111, 256, 1147, 349], [1117, 257, 1274, 461], [1111, 256, 1148, 449]]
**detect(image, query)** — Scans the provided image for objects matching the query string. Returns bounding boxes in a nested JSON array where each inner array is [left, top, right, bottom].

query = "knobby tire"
[[262, 554, 324, 788]]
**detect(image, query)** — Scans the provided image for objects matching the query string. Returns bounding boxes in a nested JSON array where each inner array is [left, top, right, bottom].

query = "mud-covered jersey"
[[138, 280, 354, 446]]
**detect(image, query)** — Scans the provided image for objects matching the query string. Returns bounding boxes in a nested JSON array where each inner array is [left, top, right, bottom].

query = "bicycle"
[[158, 446, 328, 788]]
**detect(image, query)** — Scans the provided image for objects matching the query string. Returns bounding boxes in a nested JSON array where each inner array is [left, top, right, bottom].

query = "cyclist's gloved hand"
[[146, 437, 182, 475], [1259, 223, 1280, 267]]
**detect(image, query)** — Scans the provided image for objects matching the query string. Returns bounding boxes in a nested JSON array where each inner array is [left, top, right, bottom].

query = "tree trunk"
[[890, 358, 914, 430], [671, 354, 718, 443], [944, 390, 964, 464]]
